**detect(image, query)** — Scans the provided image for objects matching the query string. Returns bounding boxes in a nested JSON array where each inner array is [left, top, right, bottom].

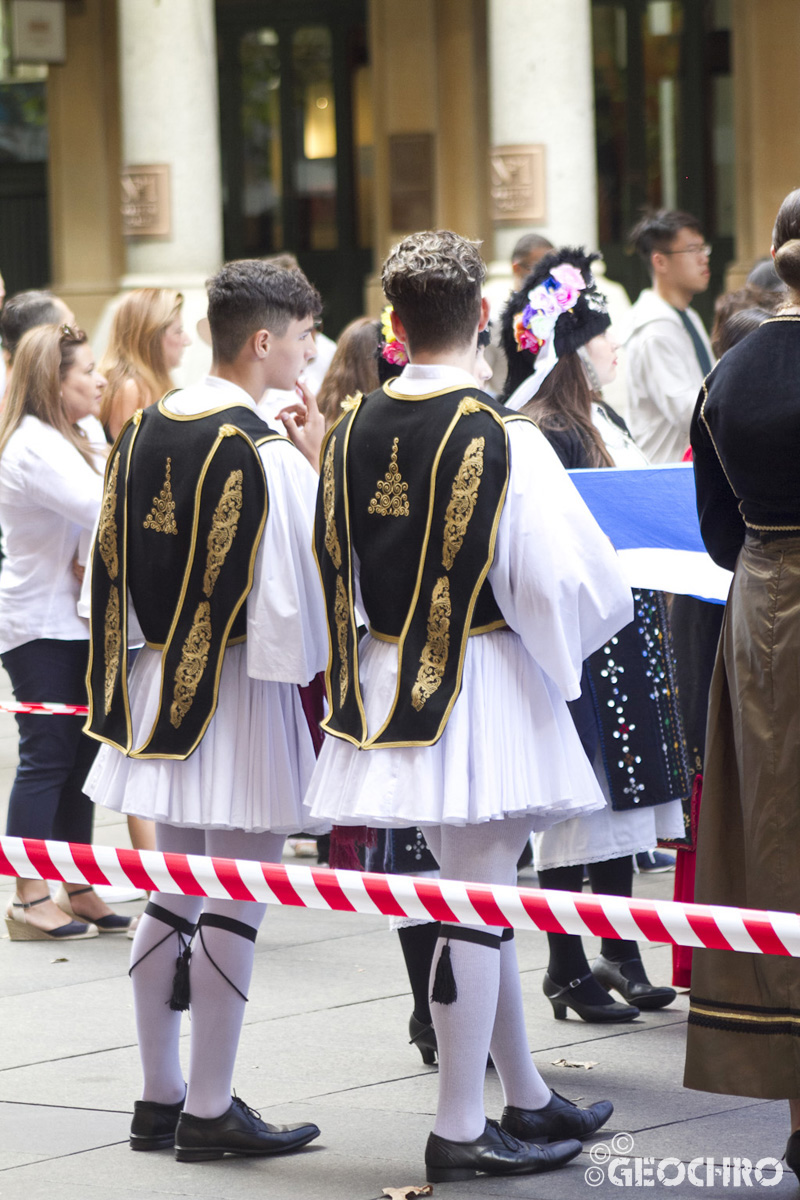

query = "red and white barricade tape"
[[0, 701, 88, 716], [1, 836, 799, 957]]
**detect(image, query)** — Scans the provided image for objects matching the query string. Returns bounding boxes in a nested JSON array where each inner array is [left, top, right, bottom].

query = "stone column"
[[487, 0, 597, 263], [94, 0, 224, 380]]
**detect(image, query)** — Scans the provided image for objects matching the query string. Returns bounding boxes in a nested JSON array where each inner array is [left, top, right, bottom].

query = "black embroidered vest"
[[86, 397, 279, 760], [315, 382, 530, 748]]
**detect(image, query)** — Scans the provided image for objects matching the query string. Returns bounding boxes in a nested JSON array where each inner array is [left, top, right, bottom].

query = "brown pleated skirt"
[[684, 534, 800, 1099]]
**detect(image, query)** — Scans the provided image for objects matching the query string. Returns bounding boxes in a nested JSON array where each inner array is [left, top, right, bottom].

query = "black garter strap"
[[145, 901, 198, 938], [500, 927, 515, 942], [128, 903, 197, 985], [440, 923, 503, 950], [197, 912, 258, 942], [195, 912, 259, 1003]]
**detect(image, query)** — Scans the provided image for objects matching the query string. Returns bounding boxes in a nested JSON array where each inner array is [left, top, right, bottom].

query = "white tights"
[[424, 819, 551, 1141], [129, 822, 284, 1119]]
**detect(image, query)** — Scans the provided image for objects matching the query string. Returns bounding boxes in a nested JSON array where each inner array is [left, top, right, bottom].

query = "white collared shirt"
[[0, 415, 105, 652]]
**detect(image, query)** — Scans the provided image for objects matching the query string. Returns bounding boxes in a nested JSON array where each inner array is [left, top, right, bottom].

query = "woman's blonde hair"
[[99, 287, 183, 427], [0, 324, 99, 470]]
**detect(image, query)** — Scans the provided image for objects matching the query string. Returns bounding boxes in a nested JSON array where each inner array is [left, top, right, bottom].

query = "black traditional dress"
[[534, 401, 690, 870], [685, 315, 800, 1099]]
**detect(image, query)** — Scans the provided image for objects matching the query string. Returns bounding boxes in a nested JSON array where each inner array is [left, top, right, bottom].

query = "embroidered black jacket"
[[315, 382, 527, 749], [85, 397, 279, 760]]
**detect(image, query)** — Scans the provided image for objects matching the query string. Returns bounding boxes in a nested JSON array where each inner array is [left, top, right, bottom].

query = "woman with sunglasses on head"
[[100, 288, 191, 443], [0, 324, 133, 939], [500, 249, 690, 1022]]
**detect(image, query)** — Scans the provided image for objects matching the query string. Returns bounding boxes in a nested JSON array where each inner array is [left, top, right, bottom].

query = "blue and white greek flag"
[[568, 463, 732, 604]]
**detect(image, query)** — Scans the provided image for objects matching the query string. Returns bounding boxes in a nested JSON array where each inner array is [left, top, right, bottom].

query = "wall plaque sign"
[[121, 164, 171, 238], [490, 144, 546, 224], [11, 0, 66, 64]]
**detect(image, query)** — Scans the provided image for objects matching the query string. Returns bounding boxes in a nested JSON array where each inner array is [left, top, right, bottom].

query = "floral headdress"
[[379, 305, 408, 367], [512, 263, 587, 357], [503, 249, 610, 411]]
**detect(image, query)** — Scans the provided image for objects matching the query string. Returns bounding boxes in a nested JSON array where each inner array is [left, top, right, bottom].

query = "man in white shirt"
[[84, 261, 327, 1164], [625, 210, 715, 462]]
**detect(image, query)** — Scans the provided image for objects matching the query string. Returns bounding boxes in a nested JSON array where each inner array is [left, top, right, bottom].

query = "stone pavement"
[[0, 668, 796, 1200]]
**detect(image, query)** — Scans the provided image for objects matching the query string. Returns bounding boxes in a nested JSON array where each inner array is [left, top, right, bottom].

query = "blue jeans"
[[2, 639, 97, 844]]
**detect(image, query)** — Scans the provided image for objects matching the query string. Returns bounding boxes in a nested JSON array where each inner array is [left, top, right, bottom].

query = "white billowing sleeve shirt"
[[0, 416, 105, 653]]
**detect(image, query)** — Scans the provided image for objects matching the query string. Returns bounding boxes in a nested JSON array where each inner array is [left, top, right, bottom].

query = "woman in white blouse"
[[0, 324, 132, 939]]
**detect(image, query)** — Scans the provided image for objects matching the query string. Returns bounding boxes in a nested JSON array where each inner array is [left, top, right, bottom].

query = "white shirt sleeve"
[[489, 420, 633, 700], [22, 431, 105, 530], [246, 440, 328, 684]]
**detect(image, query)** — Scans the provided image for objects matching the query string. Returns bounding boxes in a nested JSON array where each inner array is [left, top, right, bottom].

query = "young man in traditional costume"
[[83, 260, 328, 1163], [305, 229, 634, 1183]]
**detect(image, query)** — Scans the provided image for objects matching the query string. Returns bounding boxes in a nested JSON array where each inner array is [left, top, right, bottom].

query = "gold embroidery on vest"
[[411, 576, 451, 711], [103, 586, 121, 715], [459, 396, 481, 415], [98, 453, 120, 580], [143, 456, 178, 534], [442, 437, 485, 570], [368, 437, 409, 517], [323, 436, 342, 569], [334, 575, 350, 705], [170, 600, 212, 728], [203, 470, 243, 597]]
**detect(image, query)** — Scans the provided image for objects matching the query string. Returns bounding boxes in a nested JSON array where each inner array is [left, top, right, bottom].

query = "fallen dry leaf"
[[551, 1057, 598, 1070], [382, 1187, 433, 1199], [51, 957, 68, 963]]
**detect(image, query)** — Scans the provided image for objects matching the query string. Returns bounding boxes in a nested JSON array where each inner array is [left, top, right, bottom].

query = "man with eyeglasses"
[[625, 210, 715, 463]]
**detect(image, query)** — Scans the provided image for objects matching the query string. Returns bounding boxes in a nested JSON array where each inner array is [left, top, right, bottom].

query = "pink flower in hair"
[[550, 263, 586, 309]]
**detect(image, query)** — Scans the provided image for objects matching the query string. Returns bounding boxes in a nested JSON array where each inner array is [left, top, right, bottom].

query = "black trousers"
[[2, 638, 96, 845]]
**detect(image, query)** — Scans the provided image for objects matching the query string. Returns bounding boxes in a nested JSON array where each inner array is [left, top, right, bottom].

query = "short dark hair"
[[381, 230, 485, 355], [511, 233, 554, 265], [206, 259, 322, 363], [628, 209, 703, 272], [1, 290, 63, 360]]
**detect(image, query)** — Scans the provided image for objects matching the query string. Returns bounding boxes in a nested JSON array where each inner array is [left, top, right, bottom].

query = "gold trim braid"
[[98, 453, 120, 580], [203, 469, 243, 597], [411, 576, 451, 711], [103, 586, 121, 715], [334, 575, 349, 704], [323, 436, 342, 569], [442, 436, 484, 569], [170, 600, 212, 729]]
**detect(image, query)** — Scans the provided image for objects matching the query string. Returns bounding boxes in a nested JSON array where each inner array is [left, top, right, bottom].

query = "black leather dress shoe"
[[591, 955, 676, 1010], [174, 1095, 320, 1162], [130, 1096, 185, 1151], [425, 1119, 582, 1182], [501, 1090, 613, 1143]]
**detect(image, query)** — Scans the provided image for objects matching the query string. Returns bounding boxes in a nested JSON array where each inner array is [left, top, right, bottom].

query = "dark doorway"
[[591, 0, 734, 324], [0, 79, 50, 296], [216, 0, 372, 339]]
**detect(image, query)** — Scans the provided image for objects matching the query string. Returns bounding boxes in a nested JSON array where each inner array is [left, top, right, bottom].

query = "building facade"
[[0, 0, 795, 340]]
